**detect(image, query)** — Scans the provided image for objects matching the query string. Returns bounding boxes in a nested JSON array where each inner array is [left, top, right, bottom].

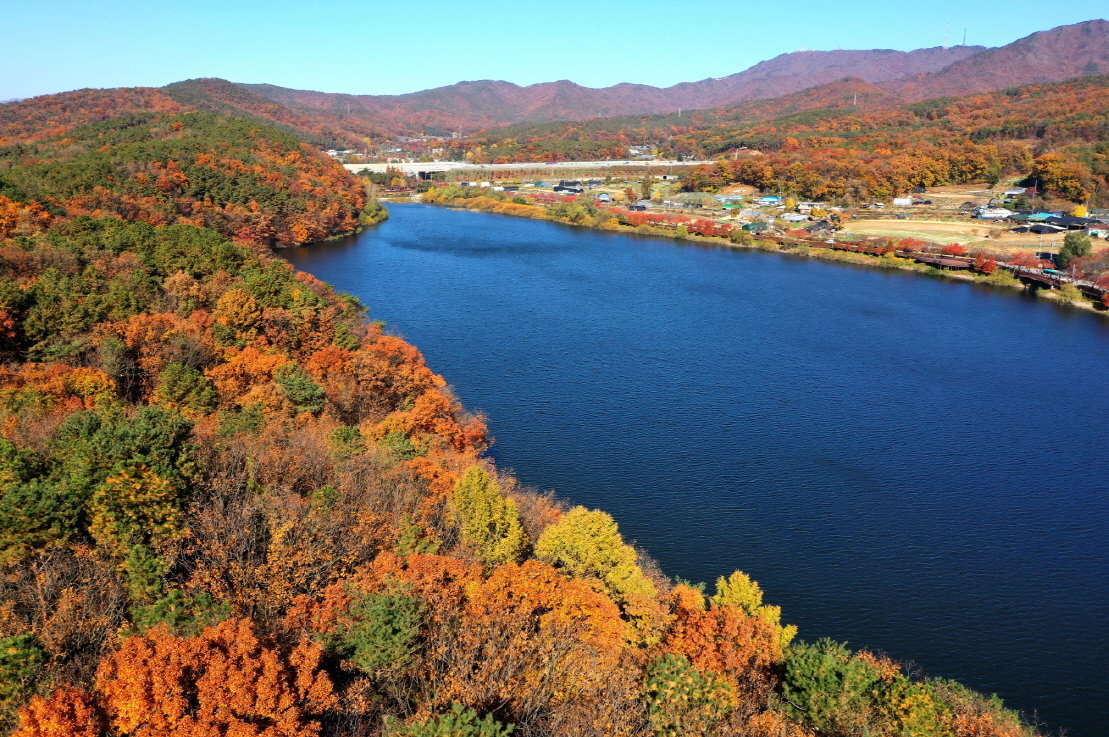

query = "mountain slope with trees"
[[0, 92, 1043, 737], [237, 20, 1105, 136], [0, 103, 376, 249]]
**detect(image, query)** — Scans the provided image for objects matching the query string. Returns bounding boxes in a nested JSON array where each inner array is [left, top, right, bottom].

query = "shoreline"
[[416, 196, 1108, 317]]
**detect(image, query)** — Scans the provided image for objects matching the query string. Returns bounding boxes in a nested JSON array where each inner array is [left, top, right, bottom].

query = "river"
[[287, 204, 1109, 736]]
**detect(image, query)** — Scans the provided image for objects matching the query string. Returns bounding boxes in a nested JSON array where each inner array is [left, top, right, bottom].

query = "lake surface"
[[288, 204, 1109, 736]]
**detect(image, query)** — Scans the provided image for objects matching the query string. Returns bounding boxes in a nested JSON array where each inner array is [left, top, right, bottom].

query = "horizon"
[[2, 1, 1105, 101]]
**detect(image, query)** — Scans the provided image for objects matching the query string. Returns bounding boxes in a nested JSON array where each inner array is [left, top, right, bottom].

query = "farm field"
[[842, 218, 1064, 253]]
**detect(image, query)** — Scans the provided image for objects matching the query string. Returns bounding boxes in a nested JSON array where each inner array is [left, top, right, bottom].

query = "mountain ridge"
[[239, 45, 984, 133]]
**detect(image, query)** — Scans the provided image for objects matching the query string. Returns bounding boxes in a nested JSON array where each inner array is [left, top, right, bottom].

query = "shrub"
[[156, 363, 217, 413], [334, 586, 423, 676], [132, 589, 231, 637], [982, 269, 1020, 287], [275, 362, 326, 413], [0, 634, 45, 713], [88, 463, 184, 555], [781, 639, 884, 735], [386, 703, 514, 737], [1057, 284, 1085, 304], [729, 229, 754, 246], [644, 653, 734, 737]]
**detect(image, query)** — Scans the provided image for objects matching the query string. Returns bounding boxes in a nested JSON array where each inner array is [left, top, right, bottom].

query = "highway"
[[344, 159, 713, 175]]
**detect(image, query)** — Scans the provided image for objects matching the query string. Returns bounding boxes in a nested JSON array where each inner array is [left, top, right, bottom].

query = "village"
[[359, 163, 1107, 259]]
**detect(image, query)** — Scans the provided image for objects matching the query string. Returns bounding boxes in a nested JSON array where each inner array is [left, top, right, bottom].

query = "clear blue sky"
[[3, 0, 1105, 101]]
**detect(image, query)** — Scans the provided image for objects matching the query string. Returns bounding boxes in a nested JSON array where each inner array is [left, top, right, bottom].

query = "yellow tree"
[[710, 571, 797, 651], [535, 506, 655, 605], [452, 466, 527, 566]]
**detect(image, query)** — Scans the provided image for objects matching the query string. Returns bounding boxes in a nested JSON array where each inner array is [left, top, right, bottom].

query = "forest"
[[0, 88, 1051, 737], [450, 76, 1109, 206], [0, 109, 380, 249]]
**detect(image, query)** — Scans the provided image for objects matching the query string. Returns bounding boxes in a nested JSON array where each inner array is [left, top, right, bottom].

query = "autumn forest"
[[0, 36, 1099, 736]]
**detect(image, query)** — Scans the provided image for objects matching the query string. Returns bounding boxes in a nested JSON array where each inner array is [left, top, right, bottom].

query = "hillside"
[[454, 77, 899, 162], [887, 19, 1109, 100], [453, 74, 1109, 208], [161, 78, 361, 149], [237, 20, 1106, 136], [0, 120, 1042, 737], [0, 101, 375, 248], [664, 46, 981, 109], [240, 46, 979, 135]]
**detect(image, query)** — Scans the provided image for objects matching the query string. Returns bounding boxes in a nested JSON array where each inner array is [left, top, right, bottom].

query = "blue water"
[[287, 204, 1109, 736]]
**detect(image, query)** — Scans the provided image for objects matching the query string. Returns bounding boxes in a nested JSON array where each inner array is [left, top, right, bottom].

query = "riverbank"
[[287, 203, 1109, 736], [419, 190, 1107, 316]]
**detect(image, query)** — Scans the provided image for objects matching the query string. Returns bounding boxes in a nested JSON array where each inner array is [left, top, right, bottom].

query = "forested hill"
[[234, 20, 1104, 136], [0, 100, 375, 248], [0, 81, 365, 150], [450, 75, 1109, 207], [0, 83, 1045, 736], [0, 193, 1041, 737]]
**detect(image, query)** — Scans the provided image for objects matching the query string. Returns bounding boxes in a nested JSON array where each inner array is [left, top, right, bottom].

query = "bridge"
[[344, 159, 714, 179]]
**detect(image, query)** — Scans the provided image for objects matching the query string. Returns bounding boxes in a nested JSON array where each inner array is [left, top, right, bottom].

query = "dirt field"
[[841, 218, 1109, 255], [844, 219, 1004, 245]]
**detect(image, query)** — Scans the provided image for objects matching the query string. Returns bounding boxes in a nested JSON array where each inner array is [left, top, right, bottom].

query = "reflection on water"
[[288, 204, 1109, 737]]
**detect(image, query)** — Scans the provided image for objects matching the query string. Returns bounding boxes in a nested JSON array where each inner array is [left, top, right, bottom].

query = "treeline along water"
[[287, 204, 1109, 737]]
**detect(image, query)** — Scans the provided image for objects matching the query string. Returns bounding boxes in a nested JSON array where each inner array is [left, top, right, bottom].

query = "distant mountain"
[[3, 20, 1105, 146], [240, 46, 981, 135], [662, 46, 982, 109], [885, 19, 1109, 99], [236, 20, 1109, 136]]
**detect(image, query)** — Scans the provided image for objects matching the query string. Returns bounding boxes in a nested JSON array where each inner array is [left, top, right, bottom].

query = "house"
[[781, 213, 807, 223], [1088, 208, 1109, 222], [892, 197, 913, 207], [912, 186, 927, 194], [743, 222, 769, 233], [806, 220, 836, 235], [597, 193, 611, 202], [1027, 224, 1066, 235], [975, 207, 1012, 220], [959, 201, 977, 211], [628, 205, 647, 211], [1004, 187, 1027, 196], [1086, 226, 1108, 238], [1044, 215, 1100, 230], [756, 196, 782, 206]]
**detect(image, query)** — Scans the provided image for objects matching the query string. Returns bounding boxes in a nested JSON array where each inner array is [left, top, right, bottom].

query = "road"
[[344, 160, 713, 175]]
